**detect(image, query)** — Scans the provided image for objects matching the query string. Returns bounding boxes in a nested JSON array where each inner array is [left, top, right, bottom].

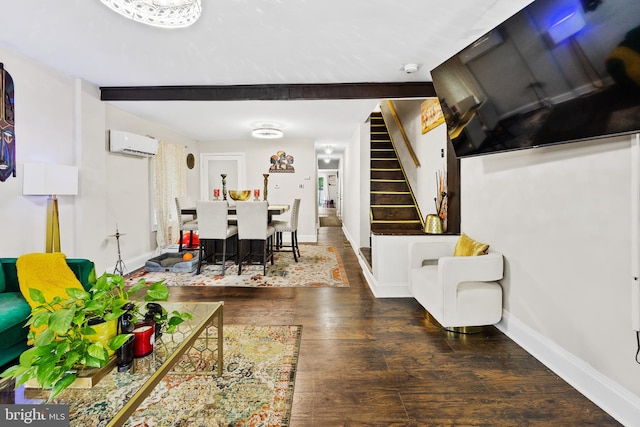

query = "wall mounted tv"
[[430, 0, 640, 158]]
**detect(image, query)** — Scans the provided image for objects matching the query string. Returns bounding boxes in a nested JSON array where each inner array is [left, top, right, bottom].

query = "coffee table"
[[21, 301, 223, 427]]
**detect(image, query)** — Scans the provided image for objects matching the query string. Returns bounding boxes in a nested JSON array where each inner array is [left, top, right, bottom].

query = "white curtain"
[[153, 141, 186, 249]]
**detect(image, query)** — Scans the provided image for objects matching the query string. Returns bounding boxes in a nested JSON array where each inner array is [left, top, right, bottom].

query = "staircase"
[[370, 112, 423, 234]]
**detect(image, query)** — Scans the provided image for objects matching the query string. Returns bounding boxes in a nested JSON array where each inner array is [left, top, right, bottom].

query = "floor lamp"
[[23, 163, 79, 253]]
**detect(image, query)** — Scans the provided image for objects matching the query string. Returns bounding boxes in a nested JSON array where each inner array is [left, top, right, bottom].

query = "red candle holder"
[[253, 189, 260, 200], [213, 188, 220, 200]]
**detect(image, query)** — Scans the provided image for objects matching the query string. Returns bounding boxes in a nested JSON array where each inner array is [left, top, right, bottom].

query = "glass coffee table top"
[[11, 301, 223, 427]]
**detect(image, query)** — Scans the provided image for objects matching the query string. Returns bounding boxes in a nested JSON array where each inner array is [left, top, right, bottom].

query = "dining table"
[[181, 202, 290, 223]]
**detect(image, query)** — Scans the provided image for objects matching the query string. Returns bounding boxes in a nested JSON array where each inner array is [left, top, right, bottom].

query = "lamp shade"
[[23, 163, 78, 196]]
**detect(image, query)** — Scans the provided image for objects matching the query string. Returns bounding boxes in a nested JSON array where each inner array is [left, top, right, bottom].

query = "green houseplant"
[[0, 272, 191, 400]]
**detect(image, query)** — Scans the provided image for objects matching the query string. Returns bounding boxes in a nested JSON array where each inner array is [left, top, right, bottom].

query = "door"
[[200, 153, 246, 200]]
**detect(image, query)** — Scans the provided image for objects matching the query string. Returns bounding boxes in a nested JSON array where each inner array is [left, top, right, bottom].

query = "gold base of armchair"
[[425, 311, 485, 335]]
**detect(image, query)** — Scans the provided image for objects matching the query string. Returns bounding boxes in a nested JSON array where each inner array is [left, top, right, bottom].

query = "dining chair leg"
[[294, 230, 301, 257], [262, 241, 267, 276], [179, 230, 184, 252], [291, 231, 298, 262], [221, 238, 227, 276], [196, 239, 204, 274], [237, 240, 243, 275]]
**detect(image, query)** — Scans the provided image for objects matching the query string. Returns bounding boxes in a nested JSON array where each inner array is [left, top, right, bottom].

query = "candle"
[[254, 189, 260, 198], [213, 188, 220, 199]]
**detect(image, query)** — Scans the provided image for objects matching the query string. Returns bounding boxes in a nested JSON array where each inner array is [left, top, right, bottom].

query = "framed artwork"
[[421, 98, 444, 134], [0, 64, 15, 182], [269, 150, 295, 173]]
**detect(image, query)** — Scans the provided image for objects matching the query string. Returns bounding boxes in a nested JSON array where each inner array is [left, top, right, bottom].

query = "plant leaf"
[[29, 288, 46, 304], [87, 343, 108, 362], [34, 328, 56, 347], [50, 373, 77, 401], [66, 287, 89, 300], [108, 334, 132, 351], [145, 282, 169, 301], [49, 308, 75, 335]]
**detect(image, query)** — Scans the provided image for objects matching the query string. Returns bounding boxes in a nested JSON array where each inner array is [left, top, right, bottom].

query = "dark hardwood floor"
[[168, 225, 622, 426]]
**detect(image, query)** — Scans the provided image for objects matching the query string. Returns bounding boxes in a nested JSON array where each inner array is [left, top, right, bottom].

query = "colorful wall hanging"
[[421, 98, 445, 134], [269, 150, 295, 173], [0, 63, 15, 182]]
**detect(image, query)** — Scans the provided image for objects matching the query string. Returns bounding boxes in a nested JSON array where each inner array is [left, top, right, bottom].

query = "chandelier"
[[99, 0, 202, 28]]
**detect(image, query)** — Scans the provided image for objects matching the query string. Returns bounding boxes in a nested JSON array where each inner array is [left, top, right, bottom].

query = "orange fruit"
[[182, 252, 194, 261]]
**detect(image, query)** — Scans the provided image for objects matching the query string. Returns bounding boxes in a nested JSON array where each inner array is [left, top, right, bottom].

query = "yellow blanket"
[[17, 252, 85, 340]]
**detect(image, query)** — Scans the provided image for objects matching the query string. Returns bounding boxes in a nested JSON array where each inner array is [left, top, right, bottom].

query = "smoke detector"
[[402, 63, 420, 73]]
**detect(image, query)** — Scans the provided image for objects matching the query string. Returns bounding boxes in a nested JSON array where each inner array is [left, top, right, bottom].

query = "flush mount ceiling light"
[[252, 123, 283, 139], [99, 0, 202, 28], [324, 145, 333, 154]]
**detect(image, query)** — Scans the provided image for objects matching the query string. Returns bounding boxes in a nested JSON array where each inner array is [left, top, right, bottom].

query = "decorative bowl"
[[229, 190, 251, 201]]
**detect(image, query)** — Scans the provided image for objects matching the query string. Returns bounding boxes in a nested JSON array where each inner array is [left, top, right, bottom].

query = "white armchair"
[[409, 237, 504, 329]]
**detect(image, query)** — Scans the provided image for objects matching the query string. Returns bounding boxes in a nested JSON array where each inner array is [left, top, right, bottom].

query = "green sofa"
[[0, 257, 95, 368]]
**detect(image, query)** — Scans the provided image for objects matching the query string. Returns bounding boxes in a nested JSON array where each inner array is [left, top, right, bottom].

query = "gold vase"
[[424, 214, 443, 234]]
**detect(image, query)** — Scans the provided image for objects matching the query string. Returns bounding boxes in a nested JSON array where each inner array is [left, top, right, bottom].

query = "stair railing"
[[386, 100, 420, 167]]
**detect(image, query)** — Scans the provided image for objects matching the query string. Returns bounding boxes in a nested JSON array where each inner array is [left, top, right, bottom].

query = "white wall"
[[0, 47, 79, 259], [197, 138, 317, 243], [0, 46, 201, 274], [462, 135, 640, 402]]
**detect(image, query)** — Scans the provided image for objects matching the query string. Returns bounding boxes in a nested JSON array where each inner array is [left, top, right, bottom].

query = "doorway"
[[318, 169, 341, 227], [200, 153, 246, 200]]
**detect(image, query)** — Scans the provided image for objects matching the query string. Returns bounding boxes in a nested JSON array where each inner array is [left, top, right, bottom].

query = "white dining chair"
[[270, 198, 301, 262], [195, 200, 238, 275], [175, 196, 198, 251], [235, 201, 275, 275]]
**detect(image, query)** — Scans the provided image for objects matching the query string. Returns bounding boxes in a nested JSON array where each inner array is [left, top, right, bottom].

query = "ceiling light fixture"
[[323, 158, 331, 164], [252, 123, 283, 139], [99, 0, 202, 28], [324, 145, 333, 154]]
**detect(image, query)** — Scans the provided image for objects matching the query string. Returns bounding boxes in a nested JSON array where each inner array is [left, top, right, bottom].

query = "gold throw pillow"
[[454, 233, 489, 256]]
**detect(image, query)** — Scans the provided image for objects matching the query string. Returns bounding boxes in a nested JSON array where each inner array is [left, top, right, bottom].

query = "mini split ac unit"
[[109, 130, 158, 157]]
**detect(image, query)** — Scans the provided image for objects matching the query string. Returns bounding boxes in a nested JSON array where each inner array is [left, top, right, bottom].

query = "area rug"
[[129, 245, 349, 288], [58, 325, 302, 427], [319, 215, 342, 227]]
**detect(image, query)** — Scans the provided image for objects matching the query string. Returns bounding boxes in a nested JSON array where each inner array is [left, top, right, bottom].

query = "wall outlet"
[[274, 184, 280, 189], [299, 184, 304, 189]]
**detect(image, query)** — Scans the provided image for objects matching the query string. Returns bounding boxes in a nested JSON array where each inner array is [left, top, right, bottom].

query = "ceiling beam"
[[100, 82, 436, 101]]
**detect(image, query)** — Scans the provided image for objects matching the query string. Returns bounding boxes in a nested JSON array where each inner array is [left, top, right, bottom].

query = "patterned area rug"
[[130, 245, 349, 287], [58, 325, 302, 427]]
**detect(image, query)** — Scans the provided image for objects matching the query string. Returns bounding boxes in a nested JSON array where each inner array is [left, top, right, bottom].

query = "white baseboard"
[[496, 311, 640, 427]]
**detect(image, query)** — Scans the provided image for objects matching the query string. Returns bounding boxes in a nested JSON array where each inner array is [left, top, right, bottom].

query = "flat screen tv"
[[430, 0, 640, 158]]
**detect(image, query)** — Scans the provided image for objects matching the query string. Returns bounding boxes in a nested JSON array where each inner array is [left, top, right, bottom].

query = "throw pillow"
[[454, 233, 489, 256]]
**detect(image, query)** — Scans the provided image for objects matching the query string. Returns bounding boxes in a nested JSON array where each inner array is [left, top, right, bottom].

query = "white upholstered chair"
[[270, 198, 301, 262], [409, 236, 504, 329], [235, 201, 275, 275], [195, 201, 238, 275], [175, 196, 198, 251]]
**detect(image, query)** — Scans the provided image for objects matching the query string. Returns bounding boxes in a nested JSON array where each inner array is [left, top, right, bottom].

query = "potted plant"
[[0, 272, 191, 401]]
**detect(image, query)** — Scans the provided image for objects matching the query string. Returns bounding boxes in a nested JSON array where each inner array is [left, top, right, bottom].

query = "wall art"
[[269, 150, 295, 173], [0, 63, 15, 182]]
